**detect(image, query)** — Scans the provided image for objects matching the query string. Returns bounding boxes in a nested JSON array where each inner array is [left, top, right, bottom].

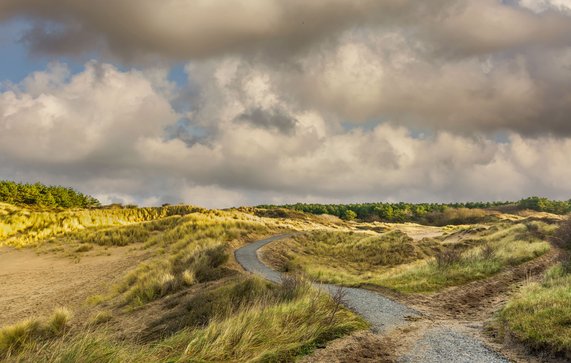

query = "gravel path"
[[235, 234, 510, 362], [399, 328, 509, 363], [236, 234, 419, 333]]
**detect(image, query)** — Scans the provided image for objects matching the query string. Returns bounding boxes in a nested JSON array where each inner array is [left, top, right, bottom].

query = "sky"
[[1, 0, 571, 208]]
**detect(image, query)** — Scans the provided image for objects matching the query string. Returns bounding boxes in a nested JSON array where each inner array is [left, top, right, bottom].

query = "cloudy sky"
[[1, 0, 571, 208]]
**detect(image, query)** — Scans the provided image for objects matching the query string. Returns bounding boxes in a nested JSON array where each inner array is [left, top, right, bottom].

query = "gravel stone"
[[399, 328, 510, 363]]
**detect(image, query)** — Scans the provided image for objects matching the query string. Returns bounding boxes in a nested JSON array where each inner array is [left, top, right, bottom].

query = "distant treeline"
[[258, 197, 571, 222], [0, 180, 100, 208]]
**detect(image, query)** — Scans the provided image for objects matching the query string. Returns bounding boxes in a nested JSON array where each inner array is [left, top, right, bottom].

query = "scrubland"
[[263, 221, 553, 293], [1, 201, 569, 361]]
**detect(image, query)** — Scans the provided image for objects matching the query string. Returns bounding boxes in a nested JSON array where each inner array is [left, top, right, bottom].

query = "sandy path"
[[0, 247, 142, 326]]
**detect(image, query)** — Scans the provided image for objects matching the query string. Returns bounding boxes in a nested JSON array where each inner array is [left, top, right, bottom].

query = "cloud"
[[422, 0, 571, 57], [236, 107, 298, 135], [519, 0, 571, 13], [0, 0, 453, 62], [3, 61, 571, 208], [2, 0, 571, 63], [181, 36, 571, 136], [2, 2, 571, 207]]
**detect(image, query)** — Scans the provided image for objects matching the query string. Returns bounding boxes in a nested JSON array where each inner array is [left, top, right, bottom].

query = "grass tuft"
[[0, 308, 72, 358]]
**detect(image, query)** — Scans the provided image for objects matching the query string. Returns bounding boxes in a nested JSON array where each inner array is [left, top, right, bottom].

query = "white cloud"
[[519, 0, 571, 13]]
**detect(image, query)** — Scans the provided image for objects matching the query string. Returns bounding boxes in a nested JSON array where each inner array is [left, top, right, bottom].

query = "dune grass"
[[498, 263, 571, 353], [112, 214, 271, 307], [496, 218, 571, 354], [266, 222, 552, 293], [267, 230, 437, 274], [0, 308, 71, 359], [0, 203, 205, 247], [169, 288, 366, 362], [11, 277, 366, 363]]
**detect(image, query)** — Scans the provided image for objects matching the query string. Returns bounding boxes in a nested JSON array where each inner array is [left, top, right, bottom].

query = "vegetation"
[[172, 286, 365, 362], [0, 308, 71, 359], [259, 197, 571, 223], [265, 222, 553, 292], [499, 264, 571, 354], [0, 203, 205, 247], [498, 217, 571, 354], [2, 183, 567, 361], [7, 278, 366, 363], [111, 213, 270, 306], [0, 180, 100, 208], [0, 199, 369, 362]]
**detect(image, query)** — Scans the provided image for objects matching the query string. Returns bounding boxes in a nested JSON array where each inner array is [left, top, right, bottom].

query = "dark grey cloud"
[[0, 0, 453, 62], [236, 107, 298, 135]]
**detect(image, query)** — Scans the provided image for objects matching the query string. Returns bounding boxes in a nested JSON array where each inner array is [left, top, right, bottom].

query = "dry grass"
[[10, 278, 366, 363], [499, 263, 571, 354], [112, 214, 270, 307], [0, 308, 71, 359], [267, 230, 437, 275], [0, 203, 205, 248], [265, 222, 552, 293], [497, 217, 571, 354]]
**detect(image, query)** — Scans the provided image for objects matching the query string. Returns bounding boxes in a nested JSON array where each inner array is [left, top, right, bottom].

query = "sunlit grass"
[[0, 203, 205, 247], [11, 278, 366, 363], [171, 289, 367, 362], [266, 222, 552, 293]]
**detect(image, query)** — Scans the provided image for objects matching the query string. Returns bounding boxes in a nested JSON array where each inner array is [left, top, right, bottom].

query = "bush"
[[552, 217, 571, 249], [434, 249, 462, 268], [480, 244, 496, 260]]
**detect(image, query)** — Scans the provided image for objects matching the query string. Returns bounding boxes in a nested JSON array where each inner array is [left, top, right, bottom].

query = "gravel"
[[235, 234, 420, 332], [235, 234, 511, 362], [399, 328, 510, 363]]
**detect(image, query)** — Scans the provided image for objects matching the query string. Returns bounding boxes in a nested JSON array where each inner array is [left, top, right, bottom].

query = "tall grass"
[[0, 308, 71, 359], [271, 230, 437, 274], [499, 264, 571, 353], [111, 214, 271, 306], [175, 290, 365, 362], [497, 218, 571, 354], [155, 276, 367, 363], [12, 278, 367, 363], [0, 203, 205, 247]]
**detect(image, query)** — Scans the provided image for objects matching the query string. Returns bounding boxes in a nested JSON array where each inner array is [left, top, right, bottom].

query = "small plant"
[[280, 273, 310, 301], [75, 244, 93, 253], [434, 249, 462, 268], [480, 244, 496, 260], [552, 217, 571, 249], [327, 286, 347, 325], [182, 270, 196, 286]]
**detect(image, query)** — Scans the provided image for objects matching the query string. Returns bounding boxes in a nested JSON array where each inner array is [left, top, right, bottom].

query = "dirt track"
[[0, 247, 142, 326]]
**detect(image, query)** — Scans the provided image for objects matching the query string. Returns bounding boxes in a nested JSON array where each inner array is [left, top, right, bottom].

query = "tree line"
[[0, 180, 100, 208], [258, 197, 571, 222]]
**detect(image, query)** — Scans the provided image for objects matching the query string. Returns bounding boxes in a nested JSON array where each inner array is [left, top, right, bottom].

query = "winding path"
[[235, 234, 510, 363]]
